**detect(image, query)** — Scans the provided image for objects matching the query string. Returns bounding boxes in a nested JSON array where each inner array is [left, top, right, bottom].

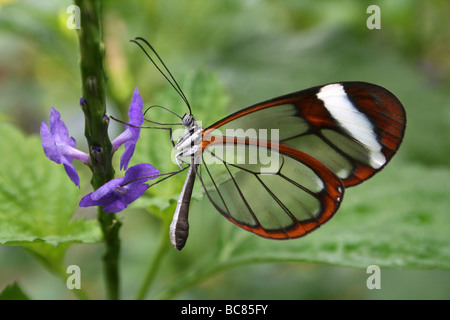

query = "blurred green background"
[[0, 0, 449, 299]]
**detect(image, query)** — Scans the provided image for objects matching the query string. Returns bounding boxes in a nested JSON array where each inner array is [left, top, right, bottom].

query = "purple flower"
[[41, 87, 145, 189], [111, 87, 144, 171], [79, 163, 159, 213], [40, 107, 90, 187]]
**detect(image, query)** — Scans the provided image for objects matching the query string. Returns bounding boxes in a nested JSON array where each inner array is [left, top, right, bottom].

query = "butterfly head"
[[181, 113, 195, 129]]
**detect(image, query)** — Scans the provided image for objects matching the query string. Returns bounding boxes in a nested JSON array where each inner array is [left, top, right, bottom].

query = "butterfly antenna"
[[131, 37, 192, 114], [143, 105, 184, 125]]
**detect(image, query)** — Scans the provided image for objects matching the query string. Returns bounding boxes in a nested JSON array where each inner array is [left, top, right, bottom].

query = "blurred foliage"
[[0, 282, 29, 300], [0, 0, 449, 299]]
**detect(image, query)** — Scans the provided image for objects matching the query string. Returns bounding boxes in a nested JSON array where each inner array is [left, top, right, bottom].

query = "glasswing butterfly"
[[130, 38, 406, 250]]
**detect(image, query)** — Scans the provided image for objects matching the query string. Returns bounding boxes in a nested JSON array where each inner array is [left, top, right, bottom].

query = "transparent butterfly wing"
[[197, 139, 344, 239]]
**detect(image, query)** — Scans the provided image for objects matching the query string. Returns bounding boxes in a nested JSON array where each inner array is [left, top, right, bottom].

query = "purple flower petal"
[[40, 121, 61, 163], [103, 200, 128, 214], [63, 162, 80, 188], [120, 143, 136, 171], [127, 87, 144, 127], [89, 178, 124, 202], [112, 88, 144, 171], [124, 162, 158, 182], [49, 107, 76, 148], [79, 163, 159, 213], [41, 107, 89, 188]]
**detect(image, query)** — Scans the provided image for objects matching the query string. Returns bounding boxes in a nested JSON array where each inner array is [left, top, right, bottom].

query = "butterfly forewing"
[[203, 82, 406, 187]]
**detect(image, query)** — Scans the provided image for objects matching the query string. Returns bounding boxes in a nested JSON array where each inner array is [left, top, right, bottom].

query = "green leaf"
[[155, 162, 450, 298], [0, 282, 29, 300], [0, 123, 102, 272]]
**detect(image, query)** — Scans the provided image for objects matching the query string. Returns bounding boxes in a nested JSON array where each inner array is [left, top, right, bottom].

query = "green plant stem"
[[136, 219, 171, 300], [75, 0, 121, 300]]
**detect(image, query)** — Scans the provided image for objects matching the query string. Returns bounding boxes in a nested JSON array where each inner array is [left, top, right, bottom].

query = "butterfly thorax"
[[174, 114, 203, 167]]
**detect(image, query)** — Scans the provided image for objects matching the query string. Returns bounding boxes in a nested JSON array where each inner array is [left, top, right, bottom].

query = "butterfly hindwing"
[[196, 137, 344, 239]]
